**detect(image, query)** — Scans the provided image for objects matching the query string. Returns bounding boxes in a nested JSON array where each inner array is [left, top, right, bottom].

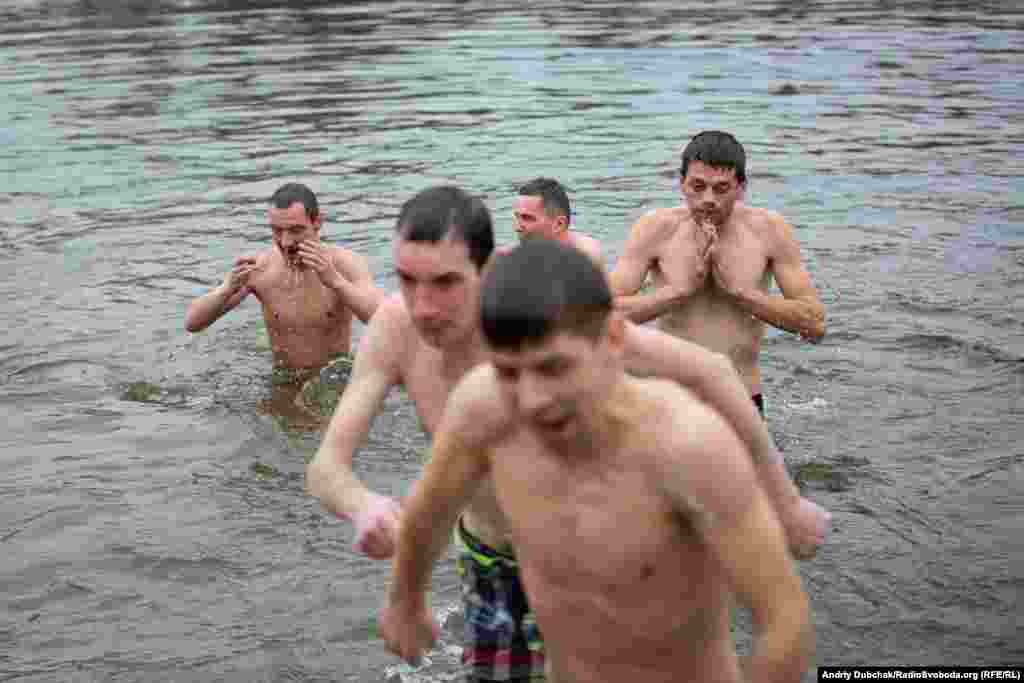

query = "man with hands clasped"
[[610, 131, 826, 416]]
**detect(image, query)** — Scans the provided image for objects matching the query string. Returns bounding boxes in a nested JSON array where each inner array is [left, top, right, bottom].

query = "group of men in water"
[[185, 131, 829, 683]]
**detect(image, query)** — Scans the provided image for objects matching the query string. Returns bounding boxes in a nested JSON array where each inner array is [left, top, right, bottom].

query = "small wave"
[[786, 397, 829, 413], [889, 333, 1022, 365]]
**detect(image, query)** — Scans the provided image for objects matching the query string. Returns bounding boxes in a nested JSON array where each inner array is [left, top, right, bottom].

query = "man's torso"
[[484, 376, 741, 682], [650, 205, 775, 393], [249, 249, 354, 369]]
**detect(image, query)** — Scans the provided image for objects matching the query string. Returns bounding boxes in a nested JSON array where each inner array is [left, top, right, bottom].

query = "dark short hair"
[[680, 131, 747, 185], [480, 240, 612, 350], [516, 177, 571, 223], [270, 183, 319, 220], [395, 185, 495, 271]]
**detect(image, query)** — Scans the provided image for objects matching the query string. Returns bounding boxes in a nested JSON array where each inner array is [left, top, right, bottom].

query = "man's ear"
[[555, 213, 569, 233]]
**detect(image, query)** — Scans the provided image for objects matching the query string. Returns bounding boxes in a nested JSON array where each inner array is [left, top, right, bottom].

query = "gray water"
[[2, 1, 1022, 681]]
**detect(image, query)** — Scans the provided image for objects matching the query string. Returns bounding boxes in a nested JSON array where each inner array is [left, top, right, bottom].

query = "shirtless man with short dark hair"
[[610, 131, 826, 413], [184, 183, 382, 371], [511, 177, 603, 266]]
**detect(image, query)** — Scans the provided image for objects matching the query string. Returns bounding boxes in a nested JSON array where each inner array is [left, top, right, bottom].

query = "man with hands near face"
[[610, 131, 826, 414], [185, 183, 383, 372]]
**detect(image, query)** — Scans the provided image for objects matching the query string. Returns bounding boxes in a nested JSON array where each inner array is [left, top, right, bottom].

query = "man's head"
[[679, 131, 746, 227], [480, 240, 623, 442], [269, 183, 322, 267], [393, 185, 495, 348], [513, 177, 571, 242]]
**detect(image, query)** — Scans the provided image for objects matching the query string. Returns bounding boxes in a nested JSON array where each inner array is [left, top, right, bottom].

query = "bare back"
[[649, 206, 776, 393], [484, 376, 757, 682], [247, 249, 356, 369]]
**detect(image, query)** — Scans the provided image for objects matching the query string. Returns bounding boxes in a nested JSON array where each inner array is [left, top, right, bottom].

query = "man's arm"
[[661, 405, 814, 683], [305, 298, 403, 558], [716, 489, 815, 683], [184, 255, 260, 332], [379, 369, 497, 664], [609, 211, 698, 324], [330, 248, 385, 324], [623, 322, 829, 559], [570, 232, 605, 269], [717, 213, 825, 341]]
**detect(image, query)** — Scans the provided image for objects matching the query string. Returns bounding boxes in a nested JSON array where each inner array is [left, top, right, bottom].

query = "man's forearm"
[[306, 451, 374, 520], [387, 496, 461, 606], [738, 291, 825, 341], [328, 279, 382, 324], [185, 284, 234, 332], [748, 595, 814, 683], [615, 286, 687, 324]]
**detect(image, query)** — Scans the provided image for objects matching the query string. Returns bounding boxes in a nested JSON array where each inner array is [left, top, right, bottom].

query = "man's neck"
[[437, 328, 487, 377]]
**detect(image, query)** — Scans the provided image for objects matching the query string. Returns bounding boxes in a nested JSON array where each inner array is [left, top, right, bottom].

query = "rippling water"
[[2, 1, 1022, 681]]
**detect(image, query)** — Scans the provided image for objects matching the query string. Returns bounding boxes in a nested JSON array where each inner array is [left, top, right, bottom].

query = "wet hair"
[[395, 185, 495, 271], [270, 182, 320, 220], [480, 239, 612, 350], [517, 177, 571, 223], [680, 131, 747, 185]]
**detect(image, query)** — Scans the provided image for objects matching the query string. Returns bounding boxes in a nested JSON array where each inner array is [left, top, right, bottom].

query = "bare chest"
[[657, 227, 772, 293], [493, 449, 695, 590], [401, 351, 479, 436], [255, 270, 348, 331]]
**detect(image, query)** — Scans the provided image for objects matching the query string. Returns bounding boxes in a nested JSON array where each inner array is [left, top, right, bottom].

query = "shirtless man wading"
[[379, 240, 815, 683], [184, 183, 382, 371], [610, 131, 826, 414]]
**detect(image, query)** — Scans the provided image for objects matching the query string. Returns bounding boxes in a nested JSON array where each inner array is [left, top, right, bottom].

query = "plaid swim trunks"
[[455, 518, 545, 682]]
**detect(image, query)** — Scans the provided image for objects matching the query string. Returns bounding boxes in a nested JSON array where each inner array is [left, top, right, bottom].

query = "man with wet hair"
[[379, 239, 815, 683], [511, 177, 603, 266], [610, 131, 826, 416], [307, 184, 827, 683], [184, 182, 382, 370]]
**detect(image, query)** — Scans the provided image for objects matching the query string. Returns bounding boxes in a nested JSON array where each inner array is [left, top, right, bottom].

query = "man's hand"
[[708, 241, 747, 302], [784, 497, 832, 561], [297, 240, 347, 290], [378, 597, 440, 666], [223, 255, 261, 295], [693, 220, 717, 285], [348, 492, 403, 559]]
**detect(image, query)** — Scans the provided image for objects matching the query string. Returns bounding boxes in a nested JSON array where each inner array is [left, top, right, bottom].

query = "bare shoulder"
[[328, 243, 372, 272], [627, 206, 689, 246], [243, 249, 280, 292], [444, 364, 516, 449], [369, 293, 413, 334], [629, 376, 760, 524], [629, 375, 745, 466], [359, 293, 415, 362], [744, 205, 797, 244]]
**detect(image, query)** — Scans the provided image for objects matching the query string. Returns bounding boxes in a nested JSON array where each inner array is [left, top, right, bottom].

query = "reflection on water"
[[1, 0, 1022, 680]]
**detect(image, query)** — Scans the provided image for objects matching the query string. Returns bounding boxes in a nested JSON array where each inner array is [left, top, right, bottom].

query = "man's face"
[[269, 202, 321, 267], [513, 195, 566, 242], [489, 327, 616, 446], [680, 161, 744, 227], [394, 236, 481, 349]]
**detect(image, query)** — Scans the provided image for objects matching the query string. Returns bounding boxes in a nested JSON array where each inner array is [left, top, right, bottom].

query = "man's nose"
[[412, 288, 442, 319], [516, 374, 552, 417]]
